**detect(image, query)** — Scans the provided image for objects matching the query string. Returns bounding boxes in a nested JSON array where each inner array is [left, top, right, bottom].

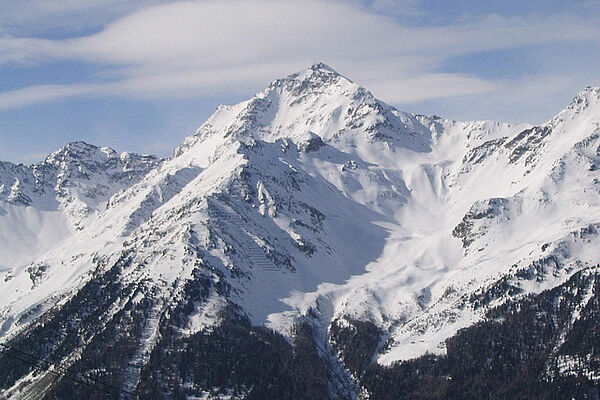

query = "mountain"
[[0, 64, 599, 399], [0, 142, 160, 269]]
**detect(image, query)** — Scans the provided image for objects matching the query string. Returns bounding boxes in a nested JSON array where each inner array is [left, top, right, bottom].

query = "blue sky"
[[1, 0, 599, 163]]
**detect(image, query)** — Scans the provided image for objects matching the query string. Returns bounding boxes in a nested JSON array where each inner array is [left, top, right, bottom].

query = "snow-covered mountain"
[[0, 142, 160, 267], [1, 64, 599, 399]]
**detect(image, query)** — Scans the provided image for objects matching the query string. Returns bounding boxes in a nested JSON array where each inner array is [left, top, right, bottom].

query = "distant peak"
[[44, 141, 118, 165], [50, 141, 101, 157], [64, 141, 99, 150]]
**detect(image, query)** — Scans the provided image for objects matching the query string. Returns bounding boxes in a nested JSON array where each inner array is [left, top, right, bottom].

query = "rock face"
[[0, 65, 599, 399]]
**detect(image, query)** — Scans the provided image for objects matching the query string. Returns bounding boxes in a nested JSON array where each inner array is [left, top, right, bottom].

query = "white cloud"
[[410, 72, 596, 124], [365, 74, 497, 104], [0, 84, 98, 110], [0, 0, 599, 114], [0, 0, 170, 36]]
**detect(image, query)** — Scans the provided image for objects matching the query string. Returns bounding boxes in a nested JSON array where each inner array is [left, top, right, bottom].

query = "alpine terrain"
[[1, 64, 599, 399]]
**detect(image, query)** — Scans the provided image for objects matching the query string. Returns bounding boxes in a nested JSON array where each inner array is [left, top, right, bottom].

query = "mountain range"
[[1, 64, 599, 399]]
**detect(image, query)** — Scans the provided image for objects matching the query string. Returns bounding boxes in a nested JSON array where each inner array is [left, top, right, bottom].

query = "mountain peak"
[[44, 141, 118, 167], [57, 140, 101, 153], [268, 63, 354, 96], [309, 62, 338, 73], [571, 86, 600, 105], [181, 63, 432, 154], [575, 86, 600, 103], [548, 86, 600, 126], [580, 85, 600, 94]]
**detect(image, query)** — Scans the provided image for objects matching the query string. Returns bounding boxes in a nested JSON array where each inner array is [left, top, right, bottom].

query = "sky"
[[1, 0, 599, 164]]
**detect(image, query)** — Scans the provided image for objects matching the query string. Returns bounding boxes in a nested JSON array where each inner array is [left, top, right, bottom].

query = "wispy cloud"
[[0, 84, 98, 110], [365, 74, 497, 103], [411, 72, 596, 124], [0, 0, 170, 36], [0, 0, 599, 116]]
